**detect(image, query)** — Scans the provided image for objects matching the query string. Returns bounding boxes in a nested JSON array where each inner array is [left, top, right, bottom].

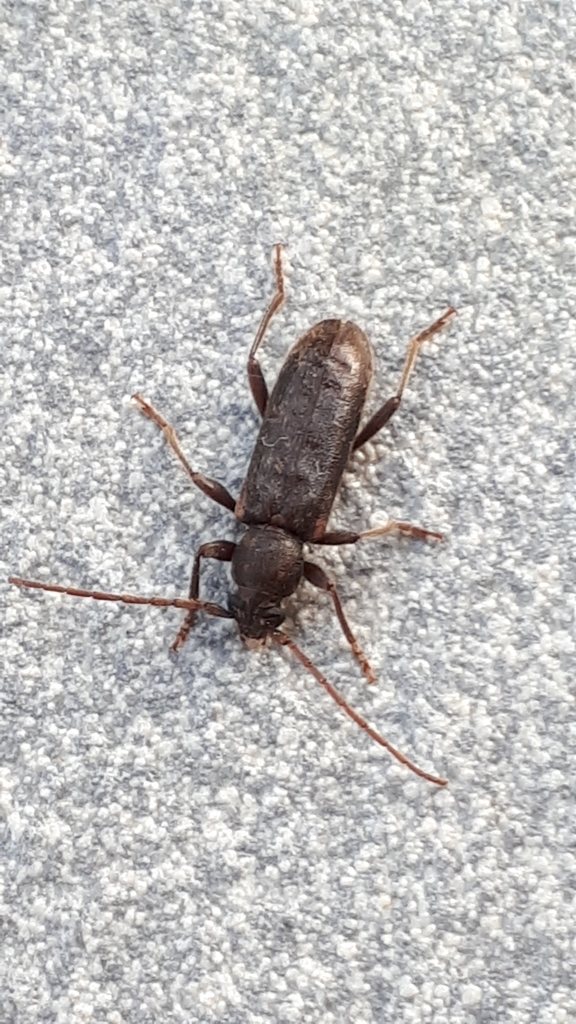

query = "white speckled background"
[[2, 2, 575, 1022]]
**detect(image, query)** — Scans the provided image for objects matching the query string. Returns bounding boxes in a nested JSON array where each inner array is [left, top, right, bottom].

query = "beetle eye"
[[263, 608, 284, 629]]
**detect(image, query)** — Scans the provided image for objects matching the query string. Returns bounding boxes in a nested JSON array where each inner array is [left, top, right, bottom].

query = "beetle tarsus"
[[171, 613, 197, 651]]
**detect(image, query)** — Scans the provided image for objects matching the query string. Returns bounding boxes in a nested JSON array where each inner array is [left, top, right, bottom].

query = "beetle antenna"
[[273, 631, 447, 786], [8, 577, 233, 620]]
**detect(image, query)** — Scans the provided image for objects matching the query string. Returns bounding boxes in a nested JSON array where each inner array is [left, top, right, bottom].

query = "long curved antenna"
[[273, 631, 447, 786], [8, 577, 233, 620]]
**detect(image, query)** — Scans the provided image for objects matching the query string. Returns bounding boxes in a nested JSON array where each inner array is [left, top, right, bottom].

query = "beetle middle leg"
[[303, 561, 377, 685], [353, 307, 456, 450], [314, 521, 443, 545], [133, 393, 236, 511], [247, 243, 286, 416]]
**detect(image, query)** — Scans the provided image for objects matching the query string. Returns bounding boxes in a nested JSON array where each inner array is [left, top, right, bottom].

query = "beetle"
[[10, 246, 456, 785]]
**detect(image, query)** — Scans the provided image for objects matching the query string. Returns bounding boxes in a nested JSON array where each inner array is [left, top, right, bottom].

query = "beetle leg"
[[247, 243, 286, 416], [133, 393, 236, 511], [312, 530, 360, 545], [316, 522, 443, 545], [353, 307, 456, 450], [172, 540, 236, 652], [273, 631, 447, 786], [303, 561, 376, 684], [358, 520, 443, 542]]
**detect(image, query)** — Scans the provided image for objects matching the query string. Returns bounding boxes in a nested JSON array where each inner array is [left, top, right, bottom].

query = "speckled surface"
[[2, 2, 575, 1022]]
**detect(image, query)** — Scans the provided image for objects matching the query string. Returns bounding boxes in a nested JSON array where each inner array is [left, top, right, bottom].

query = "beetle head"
[[227, 591, 284, 643], [230, 525, 303, 642]]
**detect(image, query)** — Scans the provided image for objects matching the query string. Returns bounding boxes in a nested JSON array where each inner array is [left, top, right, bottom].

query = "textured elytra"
[[236, 319, 373, 540]]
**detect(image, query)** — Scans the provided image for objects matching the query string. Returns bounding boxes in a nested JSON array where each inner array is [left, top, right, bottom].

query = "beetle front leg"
[[133, 394, 236, 512], [303, 561, 376, 685], [353, 307, 456, 450], [173, 540, 236, 652], [247, 244, 286, 416]]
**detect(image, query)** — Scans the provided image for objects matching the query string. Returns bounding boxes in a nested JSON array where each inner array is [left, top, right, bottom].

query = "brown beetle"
[[10, 247, 455, 785]]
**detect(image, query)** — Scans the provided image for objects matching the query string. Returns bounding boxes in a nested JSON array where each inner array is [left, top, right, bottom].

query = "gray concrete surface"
[[1, 1, 574, 1021]]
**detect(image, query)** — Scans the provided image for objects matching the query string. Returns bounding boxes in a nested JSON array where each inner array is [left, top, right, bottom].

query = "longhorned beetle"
[[10, 247, 456, 785]]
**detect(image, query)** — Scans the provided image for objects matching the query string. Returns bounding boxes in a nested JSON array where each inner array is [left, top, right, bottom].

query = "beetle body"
[[232, 319, 373, 640], [10, 247, 455, 785], [236, 319, 373, 540]]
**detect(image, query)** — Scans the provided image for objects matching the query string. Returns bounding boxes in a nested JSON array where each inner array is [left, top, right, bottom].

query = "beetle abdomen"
[[236, 320, 373, 540]]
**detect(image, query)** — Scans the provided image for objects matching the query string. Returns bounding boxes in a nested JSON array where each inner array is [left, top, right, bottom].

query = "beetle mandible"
[[10, 246, 456, 785]]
